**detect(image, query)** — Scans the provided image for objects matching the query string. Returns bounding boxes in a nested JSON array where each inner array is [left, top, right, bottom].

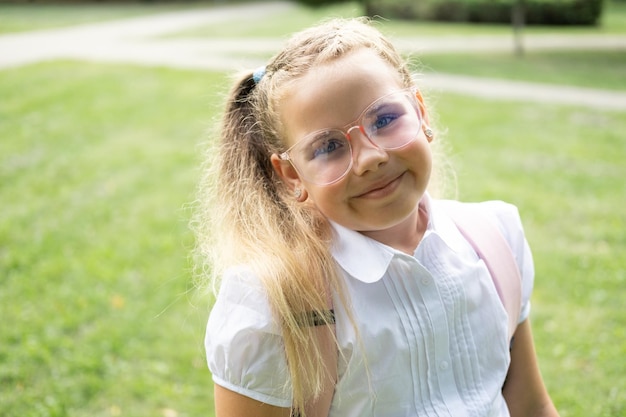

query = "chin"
[[360, 209, 419, 232]]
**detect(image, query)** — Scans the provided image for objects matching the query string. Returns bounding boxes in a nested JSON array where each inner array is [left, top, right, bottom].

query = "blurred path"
[[1, 0, 625, 110], [0, 1, 293, 70]]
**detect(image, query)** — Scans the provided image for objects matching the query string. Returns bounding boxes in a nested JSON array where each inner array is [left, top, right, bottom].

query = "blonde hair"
[[195, 17, 446, 415]]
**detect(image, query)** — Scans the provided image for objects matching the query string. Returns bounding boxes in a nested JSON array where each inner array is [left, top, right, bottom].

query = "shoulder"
[[434, 198, 520, 223], [475, 201, 529, 268], [475, 200, 525, 246], [207, 265, 280, 338], [434, 198, 535, 322], [477, 199, 523, 229], [434, 199, 526, 249], [205, 265, 292, 407]]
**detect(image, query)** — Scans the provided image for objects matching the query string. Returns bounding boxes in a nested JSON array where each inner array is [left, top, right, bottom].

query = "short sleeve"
[[205, 266, 292, 407], [479, 201, 535, 324]]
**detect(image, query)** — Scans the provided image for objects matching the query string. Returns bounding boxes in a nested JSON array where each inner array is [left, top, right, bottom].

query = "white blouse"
[[206, 195, 534, 417]]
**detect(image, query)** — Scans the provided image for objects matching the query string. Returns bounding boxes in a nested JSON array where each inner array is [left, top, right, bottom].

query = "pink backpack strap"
[[441, 200, 522, 342]]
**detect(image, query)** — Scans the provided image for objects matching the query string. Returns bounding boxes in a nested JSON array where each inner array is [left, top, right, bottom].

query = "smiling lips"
[[355, 172, 405, 199]]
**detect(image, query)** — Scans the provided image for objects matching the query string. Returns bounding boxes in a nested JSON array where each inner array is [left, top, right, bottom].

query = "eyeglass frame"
[[278, 88, 424, 186]]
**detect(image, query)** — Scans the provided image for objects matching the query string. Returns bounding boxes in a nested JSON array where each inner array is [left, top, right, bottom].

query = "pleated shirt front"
[[206, 196, 534, 417]]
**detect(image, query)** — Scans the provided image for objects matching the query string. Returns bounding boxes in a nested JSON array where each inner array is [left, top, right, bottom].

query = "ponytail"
[[198, 70, 342, 415]]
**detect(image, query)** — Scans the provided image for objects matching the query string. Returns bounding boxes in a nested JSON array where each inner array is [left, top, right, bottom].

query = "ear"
[[415, 90, 434, 141], [414, 89, 431, 125], [270, 153, 304, 195]]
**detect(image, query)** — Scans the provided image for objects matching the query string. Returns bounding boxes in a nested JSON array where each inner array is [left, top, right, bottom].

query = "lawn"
[[2, 57, 624, 417], [0, 1, 214, 34], [1, 1, 625, 417], [413, 49, 626, 92], [437, 92, 626, 417], [0, 61, 223, 416]]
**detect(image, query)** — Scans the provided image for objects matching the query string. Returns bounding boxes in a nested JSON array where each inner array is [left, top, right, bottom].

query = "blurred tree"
[[362, 0, 603, 26], [292, 0, 353, 7], [512, 0, 526, 57]]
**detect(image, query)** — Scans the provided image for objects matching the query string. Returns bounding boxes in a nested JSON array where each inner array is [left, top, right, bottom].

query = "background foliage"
[[362, 0, 604, 25]]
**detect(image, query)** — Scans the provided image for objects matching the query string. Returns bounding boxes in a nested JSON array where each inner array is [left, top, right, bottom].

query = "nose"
[[346, 125, 389, 176]]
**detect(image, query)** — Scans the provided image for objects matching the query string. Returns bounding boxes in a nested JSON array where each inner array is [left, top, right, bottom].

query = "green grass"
[[0, 1, 217, 34], [0, 61, 223, 416], [434, 93, 626, 417], [1, 58, 624, 417], [414, 49, 626, 91], [1, 1, 625, 416]]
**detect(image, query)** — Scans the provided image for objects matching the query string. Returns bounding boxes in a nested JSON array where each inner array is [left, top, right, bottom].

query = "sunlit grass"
[[434, 92, 626, 416], [413, 49, 626, 91], [0, 1, 217, 34], [0, 61, 222, 416], [1, 59, 624, 417], [1, 1, 624, 416]]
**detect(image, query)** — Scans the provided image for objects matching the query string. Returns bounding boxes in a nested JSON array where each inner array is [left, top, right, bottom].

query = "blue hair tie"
[[253, 66, 266, 84]]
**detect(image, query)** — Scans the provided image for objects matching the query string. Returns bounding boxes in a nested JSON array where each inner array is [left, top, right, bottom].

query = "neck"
[[361, 203, 429, 255]]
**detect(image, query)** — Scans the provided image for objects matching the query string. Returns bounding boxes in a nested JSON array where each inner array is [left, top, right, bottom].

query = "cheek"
[[306, 184, 341, 204], [304, 184, 347, 215], [408, 140, 433, 167], [390, 138, 430, 167]]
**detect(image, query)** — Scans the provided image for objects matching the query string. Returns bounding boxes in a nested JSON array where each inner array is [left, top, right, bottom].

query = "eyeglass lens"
[[289, 90, 421, 185]]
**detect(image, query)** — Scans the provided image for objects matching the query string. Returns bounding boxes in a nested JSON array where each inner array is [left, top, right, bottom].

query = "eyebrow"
[[298, 129, 342, 147], [362, 99, 400, 121]]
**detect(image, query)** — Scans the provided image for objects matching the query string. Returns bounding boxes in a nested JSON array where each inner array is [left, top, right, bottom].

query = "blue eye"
[[312, 138, 345, 158], [374, 114, 398, 130]]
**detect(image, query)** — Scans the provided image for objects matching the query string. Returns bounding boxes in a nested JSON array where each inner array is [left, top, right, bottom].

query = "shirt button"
[[421, 277, 430, 285], [440, 361, 449, 370]]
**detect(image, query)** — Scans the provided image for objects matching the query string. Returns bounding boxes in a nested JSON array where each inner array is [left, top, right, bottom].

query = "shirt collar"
[[329, 193, 467, 283], [330, 220, 396, 283]]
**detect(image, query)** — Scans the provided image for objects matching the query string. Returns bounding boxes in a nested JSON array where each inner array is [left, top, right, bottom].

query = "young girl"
[[197, 18, 559, 417]]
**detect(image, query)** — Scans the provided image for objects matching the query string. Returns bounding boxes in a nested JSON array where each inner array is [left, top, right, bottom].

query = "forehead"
[[278, 48, 405, 146]]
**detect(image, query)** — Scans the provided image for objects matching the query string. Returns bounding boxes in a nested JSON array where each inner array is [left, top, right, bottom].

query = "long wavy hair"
[[194, 17, 448, 415]]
